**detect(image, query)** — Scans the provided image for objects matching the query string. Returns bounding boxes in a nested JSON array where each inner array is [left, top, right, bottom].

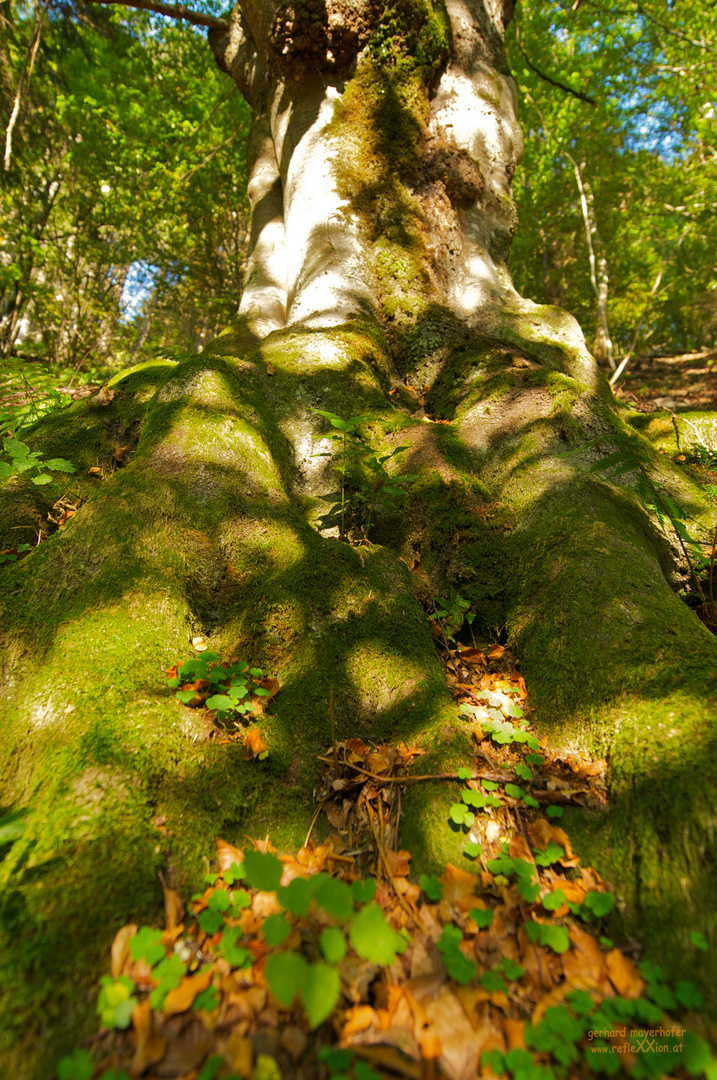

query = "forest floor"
[[612, 350, 717, 413], [48, 635, 714, 1080]]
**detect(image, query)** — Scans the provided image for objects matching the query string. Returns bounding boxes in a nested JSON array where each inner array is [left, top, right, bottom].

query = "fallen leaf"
[[243, 729, 267, 758], [504, 1018, 526, 1051], [111, 444, 131, 464], [164, 967, 214, 1015], [266, 361, 276, 375], [508, 836, 536, 866], [91, 385, 116, 406], [425, 985, 479, 1079], [342, 1004, 379, 1039], [384, 848, 412, 877], [217, 837, 244, 873], [440, 864, 478, 909], [152, 1014, 212, 1073], [605, 948, 646, 999], [257, 676, 280, 701], [111, 923, 137, 977], [219, 1030, 253, 1078], [528, 819, 577, 864], [131, 999, 167, 1073], [57, 510, 76, 528], [161, 881, 185, 931], [563, 924, 606, 984], [87, 466, 103, 476], [326, 800, 351, 830]]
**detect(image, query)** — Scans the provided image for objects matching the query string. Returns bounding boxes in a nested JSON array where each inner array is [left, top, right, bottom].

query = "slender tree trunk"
[[1, 1, 716, 1070], [566, 153, 615, 369]]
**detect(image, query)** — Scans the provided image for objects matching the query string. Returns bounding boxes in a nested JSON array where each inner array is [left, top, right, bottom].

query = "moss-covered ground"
[[2, 325, 717, 1074]]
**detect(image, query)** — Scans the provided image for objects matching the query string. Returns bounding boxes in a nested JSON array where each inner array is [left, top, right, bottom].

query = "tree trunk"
[[1, 0, 715, 1070]]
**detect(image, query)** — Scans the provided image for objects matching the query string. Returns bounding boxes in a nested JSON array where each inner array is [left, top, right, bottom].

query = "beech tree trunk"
[[1, 1, 716, 1071]]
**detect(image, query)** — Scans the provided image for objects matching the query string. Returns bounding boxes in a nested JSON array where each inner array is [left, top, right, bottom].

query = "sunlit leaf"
[[350, 903, 406, 965], [301, 961, 340, 1028]]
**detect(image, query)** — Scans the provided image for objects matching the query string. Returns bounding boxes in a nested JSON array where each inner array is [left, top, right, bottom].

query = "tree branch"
[[513, 23, 596, 106], [83, 0, 228, 31], [583, 1, 714, 53], [4, 0, 45, 171]]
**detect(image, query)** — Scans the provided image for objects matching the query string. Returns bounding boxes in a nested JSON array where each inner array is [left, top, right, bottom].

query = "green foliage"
[[436, 925, 477, 984], [419, 872, 443, 900], [96, 975, 138, 1029], [168, 654, 270, 734], [242, 850, 283, 893], [0, 357, 73, 437], [691, 930, 709, 951], [469, 906, 494, 930], [0, 436, 75, 488], [320, 927, 348, 963], [509, 0, 717, 360], [149, 954, 185, 1010], [313, 411, 416, 539], [56, 1049, 95, 1080], [585, 432, 715, 614], [349, 902, 407, 966], [429, 592, 476, 644], [129, 926, 165, 966], [319, 1047, 381, 1080], [1, 4, 251, 371], [265, 951, 307, 1008]]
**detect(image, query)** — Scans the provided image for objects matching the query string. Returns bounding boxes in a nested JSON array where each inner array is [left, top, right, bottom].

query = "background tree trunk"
[[1, 0, 716, 1071]]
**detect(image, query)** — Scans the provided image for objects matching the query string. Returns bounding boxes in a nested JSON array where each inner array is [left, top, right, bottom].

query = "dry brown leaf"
[[606, 948, 646, 999], [326, 800, 351, 830], [532, 983, 571, 1026], [504, 1018, 526, 1051], [384, 848, 412, 877], [266, 361, 277, 375], [162, 883, 185, 931], [394, 877, 421, 903], [163, 967, 214, 1016], [440, 864, 478, 907], [528, 819, 577, 864], [342, 1004, 379, 1040], [564, 924, 606, 984], [130, 999, 167, 1074], [218, 1031, 253, 1078], [152, 1014, 212, 1074], [111, 923, 137, 977], [425, 986, 479, 1080], [91, 385, 115, 406], [87, 465, 103, 476], [217, 838, 244, 874], [257, 676, 280, 701], [243, 729, 267, 758], [111, 444, 131, 464], [280, 1025, 308, 1063], [509, 835, 536, 866]]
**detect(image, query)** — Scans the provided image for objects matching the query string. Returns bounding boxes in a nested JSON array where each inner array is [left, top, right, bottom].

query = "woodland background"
[[1, 0, 716, 411]]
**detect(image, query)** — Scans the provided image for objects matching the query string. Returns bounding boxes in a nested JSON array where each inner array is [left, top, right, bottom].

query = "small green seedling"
[[430, 591, 476, 644], [0, 436, 75, 486], [168, 653, 272, 736]]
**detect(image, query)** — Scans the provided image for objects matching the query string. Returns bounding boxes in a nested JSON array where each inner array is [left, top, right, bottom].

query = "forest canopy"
[[1, 0, 716, 384]]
